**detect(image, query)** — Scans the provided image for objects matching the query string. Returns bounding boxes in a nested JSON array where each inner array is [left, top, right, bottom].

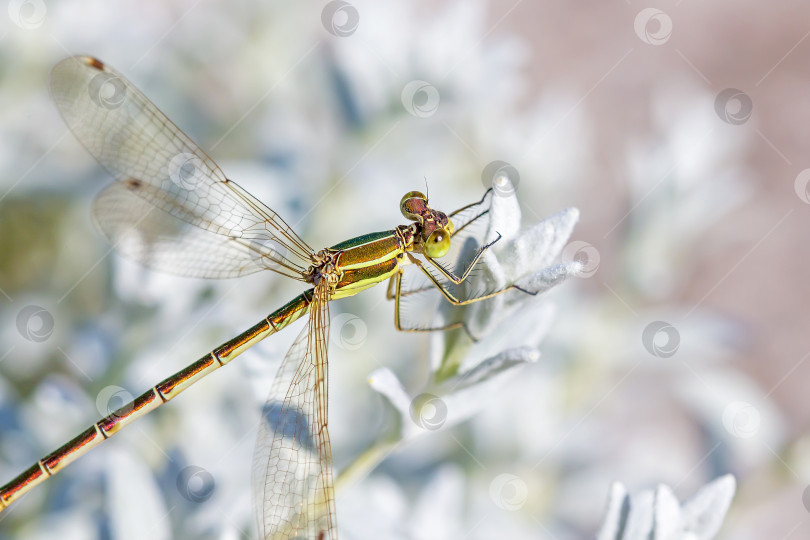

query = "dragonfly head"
[[400, 191, 455, 258]]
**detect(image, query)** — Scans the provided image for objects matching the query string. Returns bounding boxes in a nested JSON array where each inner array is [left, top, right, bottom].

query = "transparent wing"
[[92, 180, 306, 279], [50, 56, 315, 275], [252, 281, 336, 540]]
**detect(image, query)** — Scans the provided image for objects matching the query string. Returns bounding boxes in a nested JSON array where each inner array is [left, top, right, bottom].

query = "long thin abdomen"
[[0, 290, 313, 512]]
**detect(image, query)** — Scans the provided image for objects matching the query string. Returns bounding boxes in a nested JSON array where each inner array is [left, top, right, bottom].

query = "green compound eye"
[[424, 228, 451, 258]]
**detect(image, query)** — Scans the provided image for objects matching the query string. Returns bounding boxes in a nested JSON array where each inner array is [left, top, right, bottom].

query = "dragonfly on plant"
[[0, 56, 531, 539]]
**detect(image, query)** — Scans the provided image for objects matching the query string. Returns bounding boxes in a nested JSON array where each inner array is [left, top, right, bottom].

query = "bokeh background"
[[0, 1, 808, 539]]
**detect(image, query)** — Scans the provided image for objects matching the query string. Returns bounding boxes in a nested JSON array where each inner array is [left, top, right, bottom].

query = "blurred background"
[[0, 0, 808, 538]]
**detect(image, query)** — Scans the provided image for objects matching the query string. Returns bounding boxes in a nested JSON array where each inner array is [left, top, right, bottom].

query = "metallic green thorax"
[[327, 229, 407, 300]]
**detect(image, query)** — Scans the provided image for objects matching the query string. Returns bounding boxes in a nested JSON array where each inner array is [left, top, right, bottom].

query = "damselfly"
[[0, 56, 527, 539]]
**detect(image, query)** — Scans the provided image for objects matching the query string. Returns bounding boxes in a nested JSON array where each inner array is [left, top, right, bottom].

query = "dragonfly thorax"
[[304, 249, 342, 290]]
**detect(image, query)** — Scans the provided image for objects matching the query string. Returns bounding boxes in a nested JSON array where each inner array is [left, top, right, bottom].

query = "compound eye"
[[400, 190, 428, 221], [424, 228, 451, 258]]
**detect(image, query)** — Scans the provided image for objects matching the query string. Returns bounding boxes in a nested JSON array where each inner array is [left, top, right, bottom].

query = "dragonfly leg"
[[448, 188, 492, 218], [391, 268, 478, 340], [424, 232, 503, 285], [448, 205, 490, 237], [385, 273, 398, 300], [409, 253, 535, 306], [386, 272, 438, 300], [390, 206, 499, 301]]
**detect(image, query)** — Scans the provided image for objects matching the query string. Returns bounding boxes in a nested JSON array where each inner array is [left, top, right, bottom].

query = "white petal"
[[516, 261, 582, 295], [653, 484, 682, 540], [486, 182, 522, 243], [681, 475, 736, 539], [597, 482, 630, 540], [464, 300, 556, 367], [429, 350, 540, 432], [624, 490, 655, 540], [480, 248, 509, 291], [498, 206, 580, 280], [449, 346, 539, 390], [368, 367, 412, 419]]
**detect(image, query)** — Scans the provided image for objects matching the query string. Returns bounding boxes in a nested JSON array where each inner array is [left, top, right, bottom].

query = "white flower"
[[597, 475, 736, 540]]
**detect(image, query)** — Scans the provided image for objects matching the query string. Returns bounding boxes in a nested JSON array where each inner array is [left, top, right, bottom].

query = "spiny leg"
[[390, 262, 536, 341], [409, 253, 536, 306], [388, 228, 495, 301], [391, 269, 478, 339], [390, 208, 495, 300], [448, 206, 489, 237], [424, 232, 502, 285], [387, 276, 443, 300], [447, 188, 492, 218]]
